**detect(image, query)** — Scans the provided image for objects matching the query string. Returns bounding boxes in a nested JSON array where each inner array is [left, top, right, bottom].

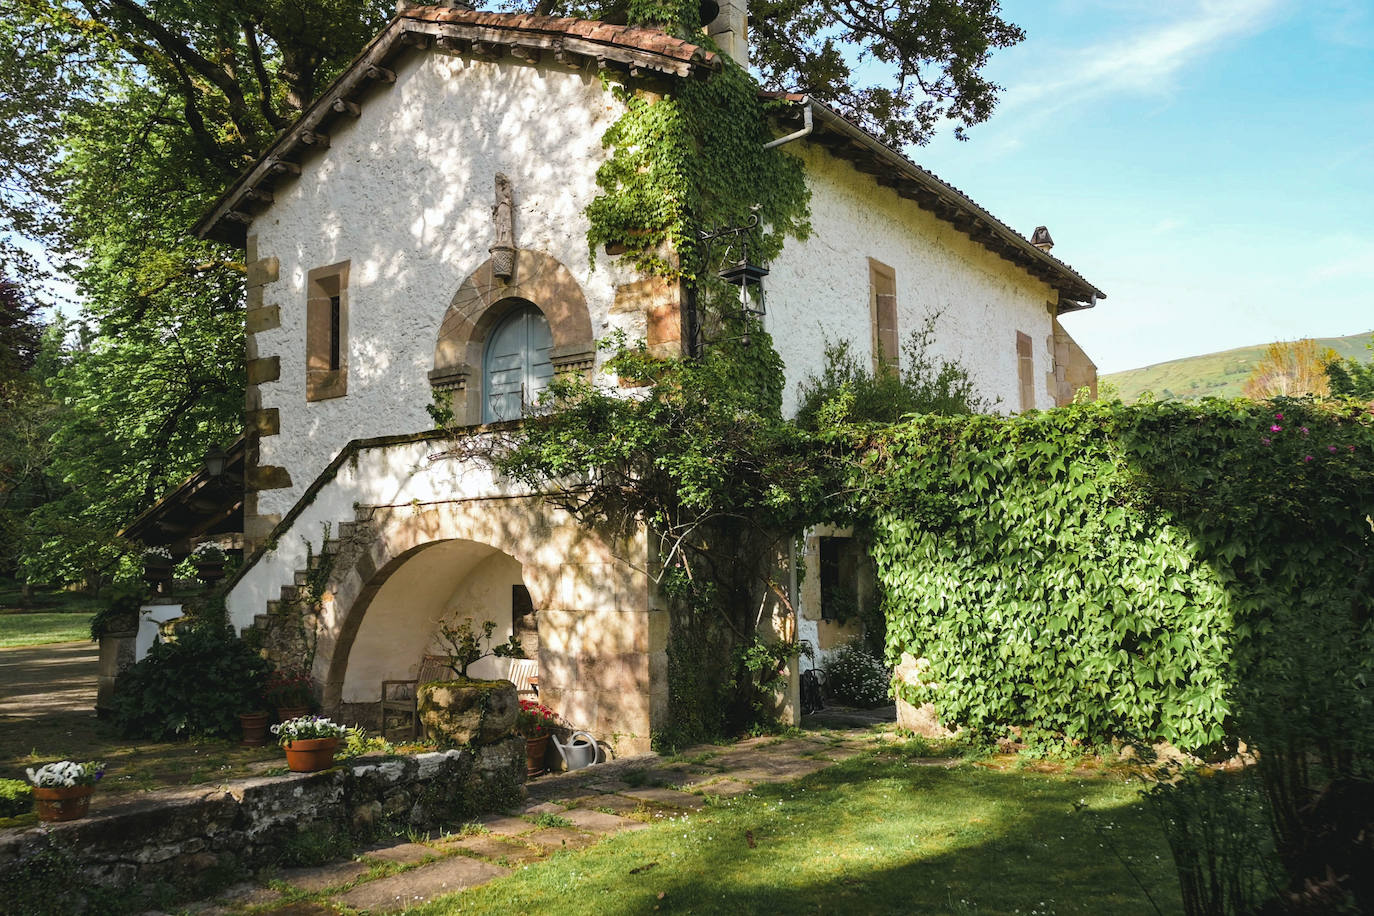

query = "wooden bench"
[[380, 654, 453, 740]]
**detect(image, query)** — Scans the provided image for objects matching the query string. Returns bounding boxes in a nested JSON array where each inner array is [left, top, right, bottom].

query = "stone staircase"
[[249, 517, 367, 655]]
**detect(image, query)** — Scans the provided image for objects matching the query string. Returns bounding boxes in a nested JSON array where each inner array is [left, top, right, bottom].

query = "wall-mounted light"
[[203, 445, 228, 478], [696, 212, 768, 347]]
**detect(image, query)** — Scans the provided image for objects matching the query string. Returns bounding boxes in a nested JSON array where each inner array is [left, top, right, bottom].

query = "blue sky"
[[910, 0, 1374, 374]]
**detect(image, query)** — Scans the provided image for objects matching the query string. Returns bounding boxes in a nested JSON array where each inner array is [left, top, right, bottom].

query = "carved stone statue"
[[490, 173, 515, 280]]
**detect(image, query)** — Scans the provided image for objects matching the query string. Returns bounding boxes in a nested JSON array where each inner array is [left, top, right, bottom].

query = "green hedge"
[[859, 398, 1374, 752], [0, 778, 31, 817]]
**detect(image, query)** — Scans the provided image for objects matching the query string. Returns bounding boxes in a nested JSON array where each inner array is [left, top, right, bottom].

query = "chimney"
[[705, 0, 749, 67], [1031, 226, 1054, 252]]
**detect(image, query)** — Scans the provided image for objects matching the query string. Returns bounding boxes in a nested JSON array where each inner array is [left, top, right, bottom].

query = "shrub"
[[0, 778, 31, 817], [821, 640, 892, 708], [111, 622, 270, 739]]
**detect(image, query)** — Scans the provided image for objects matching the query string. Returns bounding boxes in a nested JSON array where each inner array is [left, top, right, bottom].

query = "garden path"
[[176, 726, 916, 915], [0, 641, 99, 762]]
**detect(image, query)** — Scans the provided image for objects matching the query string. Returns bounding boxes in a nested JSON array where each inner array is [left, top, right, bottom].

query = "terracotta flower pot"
[[525, 734, 549, 777], [239, 711, 270, 747], [33, 785, 95, 822], [275, 705, 310, 722], [193, 559, 225, 584], [283, 737, 340, 773]]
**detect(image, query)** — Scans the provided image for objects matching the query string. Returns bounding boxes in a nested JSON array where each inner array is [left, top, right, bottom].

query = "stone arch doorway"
[[337, 538, 533, 711], [314, 498, 665, 754], [429, 249, 595, 426]]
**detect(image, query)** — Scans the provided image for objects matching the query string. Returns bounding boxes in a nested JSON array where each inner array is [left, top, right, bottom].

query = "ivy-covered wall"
[[858, 398, 1374, 752]]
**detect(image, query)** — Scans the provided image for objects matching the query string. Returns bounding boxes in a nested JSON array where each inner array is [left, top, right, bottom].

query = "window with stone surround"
[[307, 261, 349, 401], [1017, 330, 1035, 411], [869, 259, 898, 373]]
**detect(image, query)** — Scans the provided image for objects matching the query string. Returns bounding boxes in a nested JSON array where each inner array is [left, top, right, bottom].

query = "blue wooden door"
[[483, 303, 554, 423]]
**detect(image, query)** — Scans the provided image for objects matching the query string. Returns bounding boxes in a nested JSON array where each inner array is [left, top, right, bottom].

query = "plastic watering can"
[[551, 731, 600, 771]]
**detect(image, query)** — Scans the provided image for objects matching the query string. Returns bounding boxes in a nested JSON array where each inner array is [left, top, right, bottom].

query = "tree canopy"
[[0, 0, 1024, 587]]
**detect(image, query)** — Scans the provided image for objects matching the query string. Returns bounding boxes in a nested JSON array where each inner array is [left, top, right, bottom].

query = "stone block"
[[246, 356, 281, 384], [247, 256, 279, 287], [418, 680, 518, 746], [246, 407, 280, 437], [245, 304, 280, 334], [247, 465, 293, 491]]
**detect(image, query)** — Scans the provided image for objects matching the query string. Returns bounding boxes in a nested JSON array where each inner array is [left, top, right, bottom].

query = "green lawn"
[[0, 579, 101, 648], [0, 612, 92, 648], [419, 751, 1182, 915]]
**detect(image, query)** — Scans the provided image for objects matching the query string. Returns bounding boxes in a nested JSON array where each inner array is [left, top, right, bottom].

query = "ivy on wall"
[[857, 397, 1374, 753]]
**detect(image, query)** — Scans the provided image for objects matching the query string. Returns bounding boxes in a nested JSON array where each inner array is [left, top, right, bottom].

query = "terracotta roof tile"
[[402, 7, 716, 67]]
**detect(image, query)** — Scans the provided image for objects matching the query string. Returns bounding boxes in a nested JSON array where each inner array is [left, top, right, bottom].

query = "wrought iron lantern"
[[695, 212, 769, 347], [203, 445, 228, 478]]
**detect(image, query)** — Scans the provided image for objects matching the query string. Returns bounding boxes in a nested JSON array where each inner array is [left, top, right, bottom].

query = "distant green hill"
[[1103, 332, 1374, 404]]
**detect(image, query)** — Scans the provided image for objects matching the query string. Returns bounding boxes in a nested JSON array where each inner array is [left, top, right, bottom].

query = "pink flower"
[[1303, 455, 1314, 462], [1261, 437, 1272, 446], [1271, 425, 1283, 432], [1329, 445, 1339, 453], [1350, 445, 1357, 452], [1300, 427, 1309, 435], [1275, 413, 1284, 420]]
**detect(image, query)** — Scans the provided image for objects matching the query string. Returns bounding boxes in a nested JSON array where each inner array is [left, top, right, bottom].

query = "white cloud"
[[1000, 0, 1288, 116]]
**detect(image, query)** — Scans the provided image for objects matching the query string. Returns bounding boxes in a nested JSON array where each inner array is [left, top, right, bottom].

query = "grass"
[[0, 579, 102, 648], [412, 750, 1183, 915], [0, 612, 92, 648]]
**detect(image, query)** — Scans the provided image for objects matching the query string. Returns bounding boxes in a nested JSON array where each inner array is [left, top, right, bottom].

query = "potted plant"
[[238, 682, 270, 747], [516, 699, 558, 777], [26, 760, 105, 822], [435, 616, 525, 678], [142, 546, 174, 594], [266, 669, 314, 721], [191, 543, 226, 584], [271, 716, 350, 772]]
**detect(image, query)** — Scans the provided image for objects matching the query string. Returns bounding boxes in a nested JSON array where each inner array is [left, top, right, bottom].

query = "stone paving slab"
[[446, 834, 548, 865], [574, 792, 645, 814], [254, 902, 342, 916], [280, 859, 372, 893], [692, 778, 755, 797], [619, 787, 706, 810], [561, 807, 649, 833], [472, 813, 537, 836], [524, 826, 600, 850], [333, 856, 509, 912], [520, 800, 568, 816], [362, 842, 437, 865]]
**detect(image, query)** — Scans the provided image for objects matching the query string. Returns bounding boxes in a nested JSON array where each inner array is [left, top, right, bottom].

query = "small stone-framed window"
[[1016, 330, 1034, 411], [869, 258, 898, 373], [307, 261, 349, 401]]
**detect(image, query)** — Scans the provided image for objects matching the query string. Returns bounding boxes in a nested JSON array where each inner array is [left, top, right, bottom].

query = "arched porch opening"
[[338, 538, 538, 710]]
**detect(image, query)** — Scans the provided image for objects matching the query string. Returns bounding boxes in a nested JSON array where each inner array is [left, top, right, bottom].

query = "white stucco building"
[[186, 4, 1105, 751]]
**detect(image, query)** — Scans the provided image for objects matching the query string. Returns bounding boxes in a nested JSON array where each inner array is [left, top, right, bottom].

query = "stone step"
[[323, 538, 342, 555], [265, 599, 281, 616], [294, 569, 309, 587], [338, 521, 356, 538], [253, 613, 269, 631], [279, 584, 300, 603]]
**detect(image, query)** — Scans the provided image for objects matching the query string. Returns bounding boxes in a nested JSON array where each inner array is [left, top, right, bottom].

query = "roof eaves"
[[771, 95, 1106, 310]]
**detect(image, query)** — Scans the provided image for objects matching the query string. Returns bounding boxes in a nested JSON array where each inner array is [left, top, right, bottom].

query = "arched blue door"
[[483, 302, 554, 423]]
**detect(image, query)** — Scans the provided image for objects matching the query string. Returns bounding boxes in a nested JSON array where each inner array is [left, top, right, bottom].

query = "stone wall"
[[0, 740, 523, 912]]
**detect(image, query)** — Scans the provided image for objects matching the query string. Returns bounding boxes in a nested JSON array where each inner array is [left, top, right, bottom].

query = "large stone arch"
[[314, 497, 664, 754], [429, 249, 596, 425]]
